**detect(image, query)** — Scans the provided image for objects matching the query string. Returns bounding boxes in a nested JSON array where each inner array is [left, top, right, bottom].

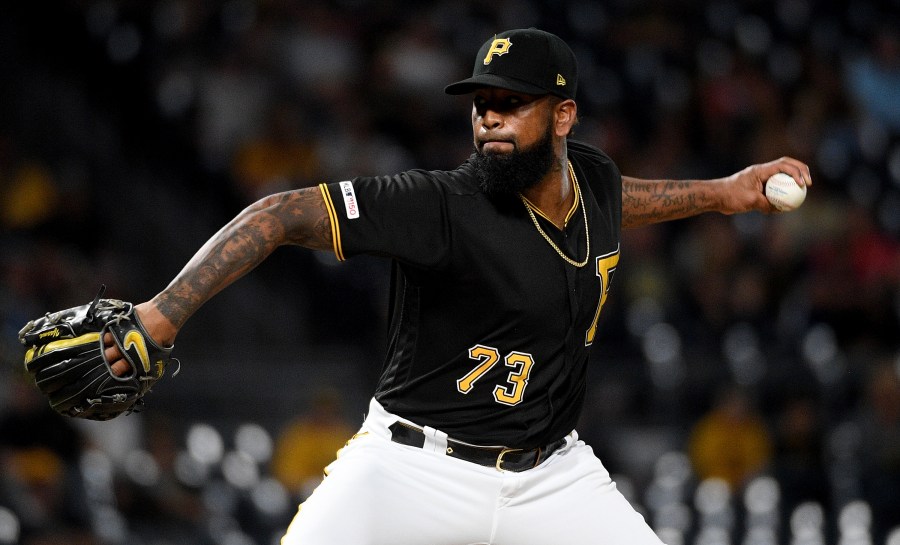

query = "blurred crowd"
[[1, 1, 899, 544]]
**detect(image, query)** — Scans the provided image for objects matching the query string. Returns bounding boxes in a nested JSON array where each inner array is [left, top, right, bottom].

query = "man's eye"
[[473, 95, 523, 112], [502, 96, 525, 110]]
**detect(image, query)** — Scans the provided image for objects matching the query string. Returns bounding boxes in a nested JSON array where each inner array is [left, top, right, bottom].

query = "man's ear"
[[554, 99, 578, 137]]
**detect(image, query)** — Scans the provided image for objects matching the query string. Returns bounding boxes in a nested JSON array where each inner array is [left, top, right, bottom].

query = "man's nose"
[[480, 108, 503, 129]]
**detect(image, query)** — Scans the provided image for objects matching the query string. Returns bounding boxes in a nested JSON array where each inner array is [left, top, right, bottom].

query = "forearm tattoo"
[[621, 178, 711, 228], [155, 189, 332, 328]]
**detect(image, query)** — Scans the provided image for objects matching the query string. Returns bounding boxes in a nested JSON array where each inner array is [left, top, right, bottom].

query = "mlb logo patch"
[[339, 181, 360, 219]]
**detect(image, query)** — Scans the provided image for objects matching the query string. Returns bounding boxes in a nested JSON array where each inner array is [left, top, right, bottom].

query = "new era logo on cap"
[[445, 28, 578, 100]]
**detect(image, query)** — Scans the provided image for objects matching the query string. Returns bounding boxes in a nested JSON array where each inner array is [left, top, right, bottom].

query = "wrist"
[[711, 176, 733, 213], [135, 301, 178, 347]]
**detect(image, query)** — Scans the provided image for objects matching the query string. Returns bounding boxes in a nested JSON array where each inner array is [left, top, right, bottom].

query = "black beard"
[[472, 128, 555, 196]]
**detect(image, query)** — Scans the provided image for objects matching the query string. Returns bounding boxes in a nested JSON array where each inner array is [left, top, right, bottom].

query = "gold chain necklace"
[[518, 161, 590, 268]]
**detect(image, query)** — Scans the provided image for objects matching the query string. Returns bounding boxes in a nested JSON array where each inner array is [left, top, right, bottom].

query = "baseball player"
[[96, 28, 810, 544]]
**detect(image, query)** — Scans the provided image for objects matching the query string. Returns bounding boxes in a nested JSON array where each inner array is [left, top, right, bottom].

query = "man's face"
[[470, 88, 557, 196]]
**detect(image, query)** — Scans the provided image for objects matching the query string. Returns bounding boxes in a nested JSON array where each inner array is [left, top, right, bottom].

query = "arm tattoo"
[[621, 177, 715, 228], [267, 189, 334, 248], [154, 188, 333, 328]]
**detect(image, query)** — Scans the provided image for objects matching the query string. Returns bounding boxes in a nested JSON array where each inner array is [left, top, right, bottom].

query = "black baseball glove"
[[18, 286, 178, 421]]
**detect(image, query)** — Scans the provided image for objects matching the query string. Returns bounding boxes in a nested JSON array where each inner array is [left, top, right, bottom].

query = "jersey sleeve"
[[319, 170, 452, 268]]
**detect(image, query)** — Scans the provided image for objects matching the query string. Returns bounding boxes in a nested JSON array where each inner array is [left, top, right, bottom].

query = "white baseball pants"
[[281, 398, 665, 545]]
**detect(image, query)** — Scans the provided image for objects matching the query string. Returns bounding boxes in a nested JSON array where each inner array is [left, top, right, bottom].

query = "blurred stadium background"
[[1, 1, 898, 544]]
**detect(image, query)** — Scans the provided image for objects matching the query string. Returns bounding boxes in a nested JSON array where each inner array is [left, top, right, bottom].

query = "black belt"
[[388, 422, 566, 472]]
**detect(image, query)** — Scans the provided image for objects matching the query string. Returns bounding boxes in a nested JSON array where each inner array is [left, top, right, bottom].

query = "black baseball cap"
[[445, 28, 577, 100]]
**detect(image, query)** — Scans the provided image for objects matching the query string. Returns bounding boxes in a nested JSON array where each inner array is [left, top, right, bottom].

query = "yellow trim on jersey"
[[519, 177, 581, 227], [564, 178, 581, 225], [318, 183, 345, 261]]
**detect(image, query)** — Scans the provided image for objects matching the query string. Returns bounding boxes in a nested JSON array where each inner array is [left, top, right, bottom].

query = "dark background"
[[1, 1, 898, 544]]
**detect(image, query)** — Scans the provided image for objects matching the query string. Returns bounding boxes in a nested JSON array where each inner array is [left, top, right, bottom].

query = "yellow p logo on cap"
[[483, 38, 512, 65]]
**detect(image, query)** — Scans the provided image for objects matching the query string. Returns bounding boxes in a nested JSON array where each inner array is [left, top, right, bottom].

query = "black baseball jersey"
[[319, 140, 621, 448]]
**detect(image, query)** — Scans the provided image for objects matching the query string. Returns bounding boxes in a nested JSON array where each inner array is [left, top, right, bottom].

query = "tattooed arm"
[[621, 156, 812, 229], [105, 188, 331, 375]]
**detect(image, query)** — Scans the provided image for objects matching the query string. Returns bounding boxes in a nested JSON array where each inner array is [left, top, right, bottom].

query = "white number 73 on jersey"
[[456, 247, 620, 405]]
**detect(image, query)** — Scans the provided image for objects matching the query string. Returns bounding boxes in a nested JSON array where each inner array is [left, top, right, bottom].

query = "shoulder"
[[567, 139, 622, 231], [567, 139, 621, 188], [567, 139, 616, 167], [413, 160, 480, 196], [354, 161, 479, 197]]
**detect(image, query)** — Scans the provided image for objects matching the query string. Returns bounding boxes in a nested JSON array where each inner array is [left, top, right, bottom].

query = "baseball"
[[765, 172, 806, 212]]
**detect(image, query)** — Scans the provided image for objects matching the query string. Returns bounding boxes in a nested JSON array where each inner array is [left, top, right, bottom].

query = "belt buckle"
[[495, 447, 523, 471]]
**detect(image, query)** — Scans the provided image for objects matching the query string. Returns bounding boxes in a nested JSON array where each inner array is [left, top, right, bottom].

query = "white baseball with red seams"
[[765, 172, 806, 211]]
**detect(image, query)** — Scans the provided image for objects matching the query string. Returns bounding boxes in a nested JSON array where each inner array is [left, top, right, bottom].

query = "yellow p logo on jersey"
[[483, 38, 512, 65]]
